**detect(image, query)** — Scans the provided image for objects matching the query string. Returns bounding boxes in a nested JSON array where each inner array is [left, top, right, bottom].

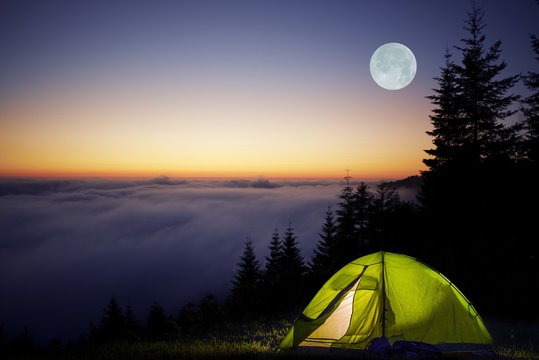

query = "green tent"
[[280, 251, 492, 351]]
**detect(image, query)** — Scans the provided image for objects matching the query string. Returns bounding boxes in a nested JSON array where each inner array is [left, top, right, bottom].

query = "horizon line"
[[0, 173, 420, 182]]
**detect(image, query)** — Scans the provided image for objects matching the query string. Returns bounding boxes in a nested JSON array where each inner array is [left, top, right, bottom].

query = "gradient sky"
[[1, 0, 538, 179]]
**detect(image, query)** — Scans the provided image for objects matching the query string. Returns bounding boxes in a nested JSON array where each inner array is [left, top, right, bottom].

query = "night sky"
[[1, 0, 537, 178], [1, 0, 538, 345]]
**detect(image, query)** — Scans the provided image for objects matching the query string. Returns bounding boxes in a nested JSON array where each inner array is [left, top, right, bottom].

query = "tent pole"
[[381, 251, 386, 338]]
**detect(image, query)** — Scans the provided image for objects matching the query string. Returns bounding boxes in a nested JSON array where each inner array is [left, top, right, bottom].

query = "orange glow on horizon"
[[1, 69, 431, 181], [0, 162, 423, 181]]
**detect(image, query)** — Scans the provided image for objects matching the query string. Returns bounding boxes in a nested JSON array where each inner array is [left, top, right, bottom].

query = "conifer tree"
[[281, 225, 305, 276], [146, 302, 166, 338], [229, 238, 262, 314], [419, 46, 476, 268], [353, 182, 373, 249], [419, 6, 521, 308], [421, 5, 519, 217], [334, 173, 358, 266], [264, 229, 282, 289], [523, 34, 539, 163], [424, 6, 519, 175], [98, 297, 127, 342], [309, 205, 336, 285], [261, 229, 284, 312], [145, 302, 177, 340], [370, 182, 401, 250], [373, 182, 400, 213], [124, 303, 139, 340], [280, 224, 306, 307], [517, 29, 539, 321], [197, 294, 222, 328], [424, 50, 465, 170], [453, 6, 519, 164], [177, 302, 200, 335], [371, 181, 403, 250], [176, 294, 222, 334]]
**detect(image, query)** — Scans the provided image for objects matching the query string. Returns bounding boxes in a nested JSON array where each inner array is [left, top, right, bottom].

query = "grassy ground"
[[486, 317, 539, 360], [1, 318, 537, 360]]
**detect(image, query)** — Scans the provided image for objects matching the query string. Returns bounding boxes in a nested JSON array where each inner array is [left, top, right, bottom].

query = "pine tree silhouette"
[[334, 173, 357, 266], [280, 224, 306, 308], [421, 5, 519, 234], [309, 205, 337, 287], [177, 302, 200, 335], [419, 5, 525, 317], [454, 5, 520, 164], [311, 206, 336, 267], [373, 182, 400, 214], [264, 229, 282, 289], [424, 49, 465, 171], [197, 294, 223, 328], [517, 28, 539, 320], [124, 303, 139, 340], [98, 297, 128, 343], [145, 302, 177, 340], [370, 181, 401, 250], [523, 34, 539, 163], [262, 229, 283, 312], [229, 238, 262, 316], [353, 182, 374, 250]]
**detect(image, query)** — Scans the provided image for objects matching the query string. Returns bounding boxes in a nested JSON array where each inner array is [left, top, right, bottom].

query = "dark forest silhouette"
[[419, 5, 538, 319], [1, 4, 538, 356]]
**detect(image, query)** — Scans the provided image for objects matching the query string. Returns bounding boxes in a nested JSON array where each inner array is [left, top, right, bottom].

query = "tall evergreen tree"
[[353, 182, 374, 249], [229, 238, 262, 315], [420, 47, 475, 270], [196, 294, 223, 328], [98, 297, 128, 342], [177, 302, 200, 335], [370, 182, 401, 250], [517, 30, 539, 320], [523, 34, 539, 163], [309, 205, 337, 285], [124, 303, 139, 340], [264, 229, 282, 289], [424, 49, 465, 171], [453, 6, 520, 164], [262, 229, 283, 313], [419, 5, 524, 317], [373, 182, 400, 213], [334, 173, 358, 266], [421, 5, 519, 237], [145, 302, 177, 340], [280, 224, 306, 308]]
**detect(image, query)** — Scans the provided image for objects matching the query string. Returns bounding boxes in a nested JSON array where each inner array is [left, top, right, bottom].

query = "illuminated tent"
[[280, 251, 492, 352]]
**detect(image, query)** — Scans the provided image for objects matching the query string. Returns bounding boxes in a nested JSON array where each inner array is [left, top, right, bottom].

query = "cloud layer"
[[0, 178, 342, 343], [0, 177, 418, 344]]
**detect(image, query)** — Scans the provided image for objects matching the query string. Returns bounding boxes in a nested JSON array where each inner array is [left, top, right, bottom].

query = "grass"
[[1, 318, 538, 360], [495, 344, 539, 360], [487, 317, 539, 360], [0, 320, 291, 360]]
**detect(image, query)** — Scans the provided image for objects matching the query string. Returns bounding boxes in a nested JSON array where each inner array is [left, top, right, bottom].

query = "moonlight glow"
[[370, 42, 417, 90]]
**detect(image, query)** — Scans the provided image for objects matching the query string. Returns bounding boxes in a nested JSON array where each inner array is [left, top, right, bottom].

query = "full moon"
[[370, 42, 417, 90]]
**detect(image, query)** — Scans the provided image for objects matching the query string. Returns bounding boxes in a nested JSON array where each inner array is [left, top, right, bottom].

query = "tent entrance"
[[299, 277, 362, 347]]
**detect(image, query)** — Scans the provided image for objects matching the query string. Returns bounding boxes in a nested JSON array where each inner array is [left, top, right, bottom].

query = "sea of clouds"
[[0, 177, 417, 344]]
